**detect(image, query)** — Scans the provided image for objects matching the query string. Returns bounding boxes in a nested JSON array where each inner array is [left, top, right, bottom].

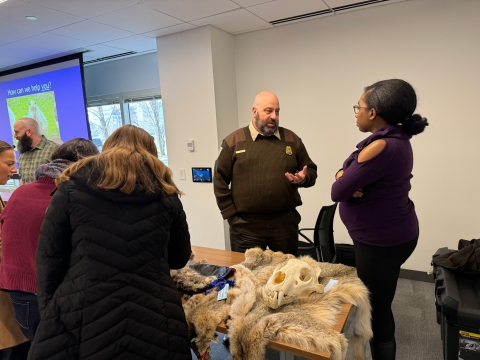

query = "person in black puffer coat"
[[28, 125, 192, 360]]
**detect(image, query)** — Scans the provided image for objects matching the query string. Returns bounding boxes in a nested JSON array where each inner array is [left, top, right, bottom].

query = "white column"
[[157, 26, 238, 249]]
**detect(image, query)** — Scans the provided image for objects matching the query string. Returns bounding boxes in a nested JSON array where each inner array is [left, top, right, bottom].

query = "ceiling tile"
[[325, 0, 406, 13], [0, 1, 84, 32], [102, 35, 157, 53], [232, 24, 273, 34], [0, 43, 59, 61], [0, 53, 30, 65], [25, 0, 147, 19], [323, 0, 366, 7], [142, 0, 240, 22], [82, 55, 97, 61], [0, 22, 40, 46], [0, 57, 32, 71], [15, 33, 94, 52], [51, 20, 135, 43], [142, 23, 197, 38], [82, 44, 128, 59], [247, 0, 329, 22], [232, 0, 275, 6], [190, 9, 270, 34], [92, 4, 182, 34]]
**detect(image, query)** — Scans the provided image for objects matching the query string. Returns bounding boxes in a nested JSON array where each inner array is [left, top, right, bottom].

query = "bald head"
[[253, 91, 280, 109], [16, 117, 41, 135], [13, 117, 43, 151], [252, 91, 280, 136]]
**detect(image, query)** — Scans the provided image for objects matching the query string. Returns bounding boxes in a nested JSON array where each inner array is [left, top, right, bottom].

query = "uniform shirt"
[[18, 136, 58, 184], [214, 124, 317, 219]]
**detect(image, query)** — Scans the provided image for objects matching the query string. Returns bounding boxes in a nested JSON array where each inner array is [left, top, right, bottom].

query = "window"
[[127, 98, 168, 166], [0, 178, 20, 192], [87, 103, 122, 151], [86, 89, 168, 165]]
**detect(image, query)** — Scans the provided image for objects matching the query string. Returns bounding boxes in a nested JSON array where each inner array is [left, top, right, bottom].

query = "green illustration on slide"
[[7, 91, 62, 145]]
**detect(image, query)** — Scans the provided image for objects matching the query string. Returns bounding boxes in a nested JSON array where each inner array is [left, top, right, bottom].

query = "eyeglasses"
[[353, 105, 371, 114]]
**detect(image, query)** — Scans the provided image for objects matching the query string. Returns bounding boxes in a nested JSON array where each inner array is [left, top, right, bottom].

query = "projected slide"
[[7, 92, 61, 144], [0, 56, 90, 145]]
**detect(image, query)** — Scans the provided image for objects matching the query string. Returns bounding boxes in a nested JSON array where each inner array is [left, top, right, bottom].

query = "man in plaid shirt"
[[13, 118, 58, 184]]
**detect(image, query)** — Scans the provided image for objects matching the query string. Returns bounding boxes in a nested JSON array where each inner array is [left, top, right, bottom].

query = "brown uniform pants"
[[227, 209, 300, 256]]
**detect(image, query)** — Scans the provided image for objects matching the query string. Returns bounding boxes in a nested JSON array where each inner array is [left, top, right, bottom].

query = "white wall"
[[234, 0, 480, 271], [82, 0, 480, 272], [211, 27, 239, 147], [84, 52, 159, 97], [210, 27, 239, 248], [156, 26, 238, 249]]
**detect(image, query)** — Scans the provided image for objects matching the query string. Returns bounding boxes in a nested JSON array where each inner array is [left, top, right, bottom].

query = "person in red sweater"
[[0, 140, 29, 360], [0, 138, 98, 346]]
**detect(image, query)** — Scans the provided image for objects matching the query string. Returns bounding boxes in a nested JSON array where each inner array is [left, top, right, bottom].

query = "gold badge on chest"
[[286, 146, 292, 155]]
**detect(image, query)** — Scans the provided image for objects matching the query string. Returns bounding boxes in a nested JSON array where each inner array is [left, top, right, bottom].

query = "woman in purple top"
[[331, 79, 428, 360]]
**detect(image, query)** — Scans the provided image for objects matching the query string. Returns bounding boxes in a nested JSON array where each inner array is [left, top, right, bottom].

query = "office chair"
[[297, 203, 338, 263]]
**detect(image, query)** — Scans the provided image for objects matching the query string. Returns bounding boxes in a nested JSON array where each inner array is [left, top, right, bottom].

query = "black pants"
[[353, 237, 418, 343], [228, 209, 300, 256], [0, 342, 30, 360]]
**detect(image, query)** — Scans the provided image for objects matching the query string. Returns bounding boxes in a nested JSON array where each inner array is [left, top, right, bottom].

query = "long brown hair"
[[57, 125, 182, 195], [0, 140, 14, 155]]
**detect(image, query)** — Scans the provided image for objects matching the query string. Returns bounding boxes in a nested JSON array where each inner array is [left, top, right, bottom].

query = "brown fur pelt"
[[172, 248, 373, 360], [171, 259, 217, 299]]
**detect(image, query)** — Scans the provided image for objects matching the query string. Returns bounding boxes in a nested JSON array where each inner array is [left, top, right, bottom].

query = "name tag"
[[236, 150, 246, 154], [324, 279, 339, 292], [217, 283, 229, 301]]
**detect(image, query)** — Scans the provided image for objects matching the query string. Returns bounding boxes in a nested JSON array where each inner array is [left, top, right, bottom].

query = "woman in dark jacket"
[[29, 125, 192, 360]]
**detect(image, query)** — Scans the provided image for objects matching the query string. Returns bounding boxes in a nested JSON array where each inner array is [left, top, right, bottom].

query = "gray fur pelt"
[[171, 248, 373, 360]]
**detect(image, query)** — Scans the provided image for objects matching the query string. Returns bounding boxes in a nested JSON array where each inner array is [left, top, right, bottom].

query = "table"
[[190, 245, 354, 360]]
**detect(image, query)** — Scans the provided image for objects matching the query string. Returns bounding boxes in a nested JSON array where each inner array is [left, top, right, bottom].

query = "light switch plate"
[[179, 168, 186, 180], [187, 140, 195, 152]]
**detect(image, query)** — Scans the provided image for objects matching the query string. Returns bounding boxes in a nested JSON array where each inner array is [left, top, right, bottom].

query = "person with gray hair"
[[13, 117, 58, 184]]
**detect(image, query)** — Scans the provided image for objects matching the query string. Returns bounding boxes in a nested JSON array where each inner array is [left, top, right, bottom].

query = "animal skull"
[[263, 259, 324, 309]]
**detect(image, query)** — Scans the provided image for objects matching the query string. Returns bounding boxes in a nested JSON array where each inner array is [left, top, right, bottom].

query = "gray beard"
[[255, 115, 277, 136], [259, 125, 277, 136]]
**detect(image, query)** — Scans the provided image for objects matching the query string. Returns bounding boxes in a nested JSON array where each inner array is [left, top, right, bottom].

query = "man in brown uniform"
[[213, 91, 317, 255]]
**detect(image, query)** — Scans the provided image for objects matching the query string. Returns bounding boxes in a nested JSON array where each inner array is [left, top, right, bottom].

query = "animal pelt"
[[171, 248, 373, 360]]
